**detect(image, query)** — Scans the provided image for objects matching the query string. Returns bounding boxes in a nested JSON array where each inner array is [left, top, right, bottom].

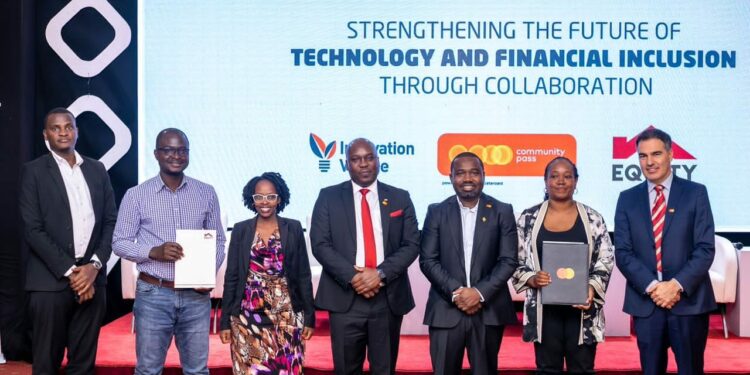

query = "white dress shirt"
[[645, 172, 682, 292], [458, 197, 477, 287], [648, 171, 672, 282], [352, 180, 384, 267], [51, 151, 99, 276]]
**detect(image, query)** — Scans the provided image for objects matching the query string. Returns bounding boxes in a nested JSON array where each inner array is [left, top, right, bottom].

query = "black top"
[[536, 213, 587, 264]]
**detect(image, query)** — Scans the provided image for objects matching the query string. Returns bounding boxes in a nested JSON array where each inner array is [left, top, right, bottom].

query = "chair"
[[119, 257, 138, 333], [508, 280, 526, 302], [210, 229, 230, 333], [305, 216, 323, 296], [0, 327, 6, 364], [508, 211, 525, 303], [709, 235, 739, 338]]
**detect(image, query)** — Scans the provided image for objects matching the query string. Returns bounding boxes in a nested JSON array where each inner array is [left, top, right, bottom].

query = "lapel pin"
[[486, 203, 492, 208], [382, 199, 389, 206], [482, 217, 487, 222], [668, 208, 675, 213]]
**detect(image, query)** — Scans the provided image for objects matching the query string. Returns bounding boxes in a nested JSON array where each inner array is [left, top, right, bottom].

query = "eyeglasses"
[[157, 147, 189, 156], [252, 194, 279, 202]]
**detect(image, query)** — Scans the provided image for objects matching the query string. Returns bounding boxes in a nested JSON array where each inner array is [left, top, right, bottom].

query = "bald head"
[[346, 137, 380, 187], [155, 128, 189, 148], [346, 138, 377, 159]]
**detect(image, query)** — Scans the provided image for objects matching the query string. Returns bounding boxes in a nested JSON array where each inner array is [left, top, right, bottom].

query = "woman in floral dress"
[[220, 172, 315, 374]]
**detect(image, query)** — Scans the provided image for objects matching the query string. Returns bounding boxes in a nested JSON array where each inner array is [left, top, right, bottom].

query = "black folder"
[[540, 241, 589, 305]]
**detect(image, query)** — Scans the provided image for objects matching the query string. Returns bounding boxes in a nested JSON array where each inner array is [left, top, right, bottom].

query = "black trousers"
[[28, 287, 106, 375], [329, 291, 403, 375], [428, 313, 504, 375], [534, 305, 596, 374], [633, 307, 709, 375]]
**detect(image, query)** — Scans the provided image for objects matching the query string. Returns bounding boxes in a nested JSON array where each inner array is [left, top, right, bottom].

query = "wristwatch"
[[377, 268, 386, 286], [89, 259, 103, 270]]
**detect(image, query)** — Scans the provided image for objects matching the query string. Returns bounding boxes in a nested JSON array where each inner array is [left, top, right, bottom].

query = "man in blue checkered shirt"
[[113, 128, 225, 375]]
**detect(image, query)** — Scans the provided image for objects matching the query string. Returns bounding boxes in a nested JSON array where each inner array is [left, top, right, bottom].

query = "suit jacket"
[[19, 153, 117, 291], [420, 193, 518, 328], [311, 180, 420, 315], [614, 176, 716, 317], [219, 216, 315, 330]]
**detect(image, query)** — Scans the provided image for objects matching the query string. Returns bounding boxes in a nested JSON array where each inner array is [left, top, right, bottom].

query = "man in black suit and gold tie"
[[420, 152, 518, 375], [311, 138, 420, 375], [19, 108, 117, 374]]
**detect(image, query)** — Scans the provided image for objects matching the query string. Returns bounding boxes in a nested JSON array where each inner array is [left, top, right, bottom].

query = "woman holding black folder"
[[512, 157, 614, 374]]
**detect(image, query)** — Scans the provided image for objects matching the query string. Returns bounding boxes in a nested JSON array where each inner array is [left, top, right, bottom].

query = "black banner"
[[0, 1, 138, 360], [0, 0, 35, 362], [35, 0, 138, 202]]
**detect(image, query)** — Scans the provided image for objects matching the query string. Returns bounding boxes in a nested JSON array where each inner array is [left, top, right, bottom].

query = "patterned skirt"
[[230, 271, 305, 375]]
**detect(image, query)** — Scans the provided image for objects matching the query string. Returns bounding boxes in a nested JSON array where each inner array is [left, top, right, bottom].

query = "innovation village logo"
[[309, 133, 337, 172], [309, 133, 415, 173], [611, 126, 697, 182]]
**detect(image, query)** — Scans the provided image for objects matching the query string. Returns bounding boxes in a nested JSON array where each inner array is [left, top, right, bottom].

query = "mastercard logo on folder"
[[556, 268, 576, 280]]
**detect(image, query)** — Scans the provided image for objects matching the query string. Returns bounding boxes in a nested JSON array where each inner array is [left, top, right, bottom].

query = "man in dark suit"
[[19, 108, 117, 374], [311, 138, 420, 375], [615, 128, 715, 375], [420, 152, 518, 375]]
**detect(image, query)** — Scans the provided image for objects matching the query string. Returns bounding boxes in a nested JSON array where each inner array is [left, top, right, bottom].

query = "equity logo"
[[437, 134, 577, 176], [556, 268, 576, 280], [309, 133, 337, 172], [611, 126, 697, 182]]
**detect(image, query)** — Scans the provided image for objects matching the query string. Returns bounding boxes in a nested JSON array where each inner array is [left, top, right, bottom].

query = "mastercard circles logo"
[[448, 144, 514, 166], [437, 134, 577, 176], [556, 268, 576, 280]]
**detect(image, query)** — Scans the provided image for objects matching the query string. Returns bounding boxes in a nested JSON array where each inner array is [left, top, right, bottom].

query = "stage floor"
[[89, 311, 750, 374]]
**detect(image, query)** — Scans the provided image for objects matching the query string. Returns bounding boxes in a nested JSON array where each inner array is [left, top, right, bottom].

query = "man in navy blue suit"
[[615, 128, 716, 375]]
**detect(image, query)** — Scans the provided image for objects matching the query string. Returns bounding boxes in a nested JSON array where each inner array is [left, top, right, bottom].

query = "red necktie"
[[652, 185, 666, 272], [360, 188, 377, 268]]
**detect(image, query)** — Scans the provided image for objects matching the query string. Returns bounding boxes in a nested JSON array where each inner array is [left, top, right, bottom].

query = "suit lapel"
[[279, 217, 289, 263], [448, 198, 466, 278], [341, 182, 356, 245], [377, 182, 390, 254], [46, 154, 71, 213], [638, 182, 655, 243], [470, 195, 490, 280], [242, 218, 258, 272], [80, 159, 101, 224], [663, 177, 681, 236]]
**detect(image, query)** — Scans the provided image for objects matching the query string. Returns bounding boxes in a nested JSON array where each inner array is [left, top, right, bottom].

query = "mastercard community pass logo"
[[556, 268, 576, 280], [437, 134, 577, 176]]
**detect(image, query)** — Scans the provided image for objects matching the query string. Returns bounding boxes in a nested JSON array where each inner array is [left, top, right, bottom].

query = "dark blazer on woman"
[[220, 216, 315, 330]]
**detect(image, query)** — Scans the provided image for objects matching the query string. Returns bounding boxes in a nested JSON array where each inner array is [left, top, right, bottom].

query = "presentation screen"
[[138, 1, 750, 231]]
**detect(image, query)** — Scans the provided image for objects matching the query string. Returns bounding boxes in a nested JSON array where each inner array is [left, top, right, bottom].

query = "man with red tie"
[[311, 138, 420, 375], [615, 128, 716, 375]]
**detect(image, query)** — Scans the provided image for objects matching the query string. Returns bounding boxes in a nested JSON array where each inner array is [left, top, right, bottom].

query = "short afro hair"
[[44, 107, 75, 129], [450, 151, 484, 175], [242, 172, 290, 214]]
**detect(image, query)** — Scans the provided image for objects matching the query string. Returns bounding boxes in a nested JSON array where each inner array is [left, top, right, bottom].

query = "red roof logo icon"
[[612, 126, 696, 160]]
